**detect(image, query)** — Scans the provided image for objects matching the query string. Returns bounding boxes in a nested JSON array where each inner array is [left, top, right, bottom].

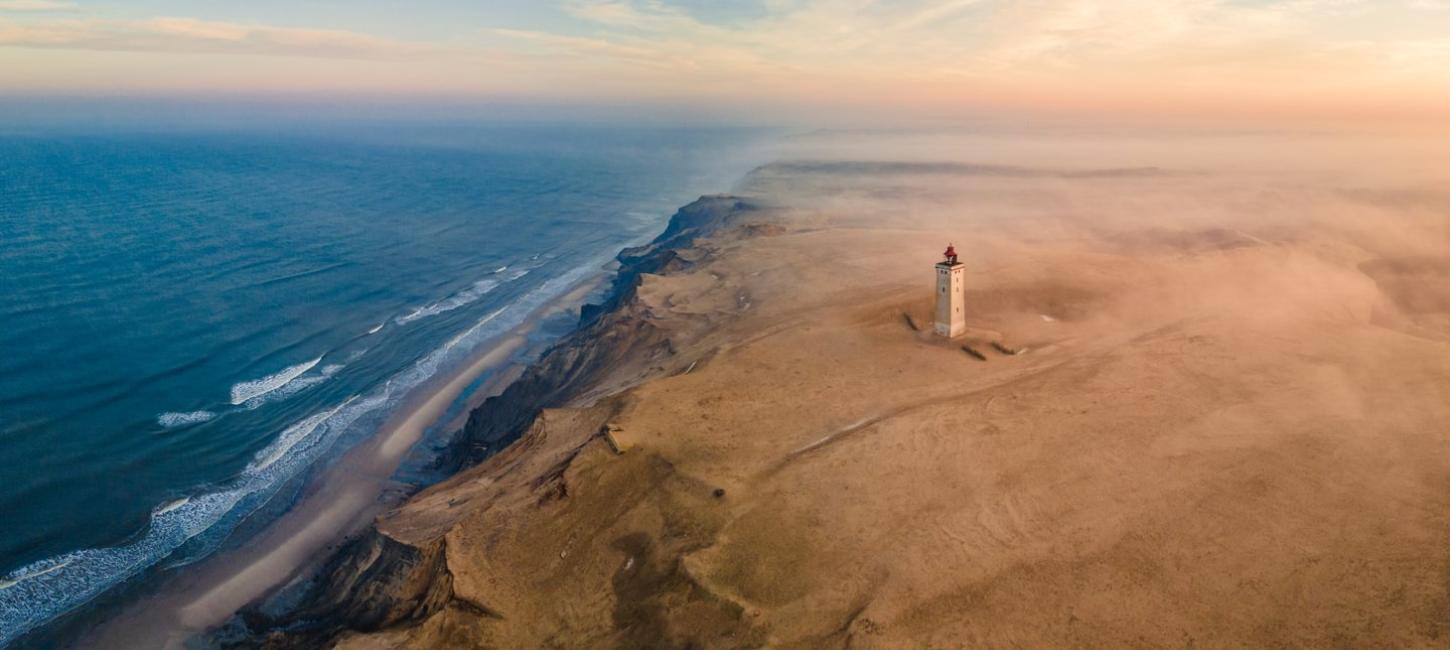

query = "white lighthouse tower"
[[935, 244, 966, 338]]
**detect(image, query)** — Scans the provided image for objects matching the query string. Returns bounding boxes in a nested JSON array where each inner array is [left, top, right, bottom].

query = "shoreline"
[[187, 194, 758, 647], [18, 147, 1448, 647], [70, 272, 613, 649]]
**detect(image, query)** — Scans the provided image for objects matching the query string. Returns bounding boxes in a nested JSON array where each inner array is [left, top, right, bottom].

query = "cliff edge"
[[223, 194, 766, 648]]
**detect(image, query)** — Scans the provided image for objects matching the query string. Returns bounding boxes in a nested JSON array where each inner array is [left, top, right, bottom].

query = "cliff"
[[220, 194, 763, 648], [438, 194, 761, 472]]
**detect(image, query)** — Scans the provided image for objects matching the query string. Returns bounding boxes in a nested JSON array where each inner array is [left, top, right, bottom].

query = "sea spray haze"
[[0, 118, 772, 644]]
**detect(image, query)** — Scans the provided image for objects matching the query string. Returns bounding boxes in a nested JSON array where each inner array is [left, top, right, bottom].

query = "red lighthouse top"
[[943, 244, 959, 265]]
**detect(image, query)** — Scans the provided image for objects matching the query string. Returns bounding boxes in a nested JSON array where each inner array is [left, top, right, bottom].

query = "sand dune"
[[241, 151, 1450, 648]]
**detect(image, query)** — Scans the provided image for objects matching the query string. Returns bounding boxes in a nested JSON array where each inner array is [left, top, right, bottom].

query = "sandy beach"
[[74, 276, 612, 649], [221, 147, 1450, 648]]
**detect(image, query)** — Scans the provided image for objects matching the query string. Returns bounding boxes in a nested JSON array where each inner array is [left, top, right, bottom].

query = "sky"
[[1, 0, 1448, 125]]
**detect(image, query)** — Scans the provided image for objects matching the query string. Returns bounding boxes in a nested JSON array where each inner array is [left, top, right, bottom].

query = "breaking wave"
[[0, 389, 388, 646], [395, 279, 499, 325], [157, 363, 342, 432], [238, 364, 343, 410], [404, 255, 605, 381], [248, 397, 355, 472], [0, 256, 607, 646], [394, 268, 530, 326], [156, 411, 217, 428], [229, 357, 322, 405], [155, 497, 189, 516]]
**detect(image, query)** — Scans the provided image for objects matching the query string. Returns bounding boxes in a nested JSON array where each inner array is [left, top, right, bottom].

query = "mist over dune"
[[204, 129, 1450, 648]]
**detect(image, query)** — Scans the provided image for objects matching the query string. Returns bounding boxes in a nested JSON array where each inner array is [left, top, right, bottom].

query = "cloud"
[[490, 27, 659, 61], [0, 0, 1444, 121], [0, 0, 75, 11], [890, 0, 984, 32], [469, 0, 1450, 118], [0, 15, 422, 59]]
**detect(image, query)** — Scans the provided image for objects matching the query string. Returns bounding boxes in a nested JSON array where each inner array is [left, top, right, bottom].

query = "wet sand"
[[77, 277, 609, 649]]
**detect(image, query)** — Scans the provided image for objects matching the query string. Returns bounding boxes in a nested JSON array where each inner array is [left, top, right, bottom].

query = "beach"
[[72, 277, 612, 649], [213, 149, 1450, 648], [0, 123, 770, 648]]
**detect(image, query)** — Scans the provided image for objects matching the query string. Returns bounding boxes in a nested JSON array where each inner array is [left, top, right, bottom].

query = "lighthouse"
[[934, 244, 966, 338]]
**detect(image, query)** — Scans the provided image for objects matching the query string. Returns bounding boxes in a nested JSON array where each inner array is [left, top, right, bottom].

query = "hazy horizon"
[[3, 1, 1450, 127]]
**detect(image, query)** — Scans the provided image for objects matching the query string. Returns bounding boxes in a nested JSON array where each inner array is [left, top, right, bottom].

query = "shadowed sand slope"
[[320, 160, 1450, 649]]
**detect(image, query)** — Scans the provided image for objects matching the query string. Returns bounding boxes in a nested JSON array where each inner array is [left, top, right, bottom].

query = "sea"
[[0, 115, 773, 645]]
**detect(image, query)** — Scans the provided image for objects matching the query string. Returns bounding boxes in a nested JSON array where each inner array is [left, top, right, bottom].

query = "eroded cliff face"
[[441, 195, 760, 472], [224, 195, 765, 648], [238, 530, 453, 648], [327, 402, 766, 650]]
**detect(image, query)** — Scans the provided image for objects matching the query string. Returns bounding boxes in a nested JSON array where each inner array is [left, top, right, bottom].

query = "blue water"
[[0, 120, 770, 644]]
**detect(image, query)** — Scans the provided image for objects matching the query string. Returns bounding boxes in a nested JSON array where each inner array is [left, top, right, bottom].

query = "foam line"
[[229, 357, 322, 405], [0, 255, 610, 645], [395, 278, 501, 325], [0, 389, 388, 646], [238, 364, 344, 410], [248, 397, 355, 472], [157, 411, 217, 428], [394, 268, 532, 327]]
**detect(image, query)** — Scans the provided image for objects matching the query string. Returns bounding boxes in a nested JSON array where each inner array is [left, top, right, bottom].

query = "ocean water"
[[0, 120, 770, 644]]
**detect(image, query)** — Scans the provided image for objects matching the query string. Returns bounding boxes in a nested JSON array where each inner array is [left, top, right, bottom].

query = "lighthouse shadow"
[[902, 312, 922, 332], [897, 302, 1023, 361]]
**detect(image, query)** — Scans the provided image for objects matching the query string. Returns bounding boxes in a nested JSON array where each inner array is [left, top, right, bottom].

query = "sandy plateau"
[[275, 158, 1449, 649]]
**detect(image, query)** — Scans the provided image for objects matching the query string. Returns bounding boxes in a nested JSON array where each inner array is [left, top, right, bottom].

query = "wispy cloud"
[[0, 15, 422, 58], [888, 0, 985, 32], [0, 0, 76, 11], [490, 27, 659, 61], [0, 0, 1445, 120], [469, 0, 1450, 117]]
